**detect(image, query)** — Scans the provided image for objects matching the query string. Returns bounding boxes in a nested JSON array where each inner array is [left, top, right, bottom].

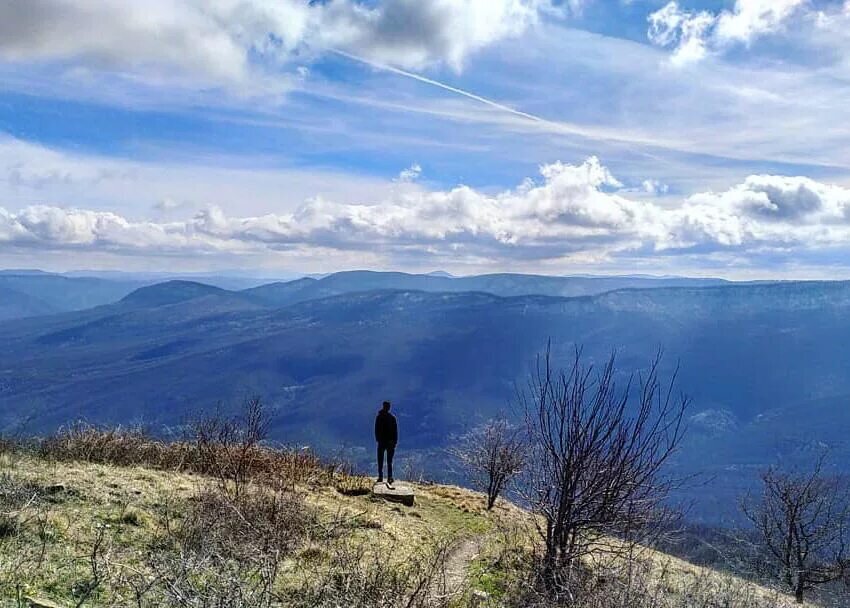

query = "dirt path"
[[442, 534, 487, 597]]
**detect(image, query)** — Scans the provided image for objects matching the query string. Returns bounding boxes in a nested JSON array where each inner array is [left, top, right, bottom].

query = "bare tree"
[[741, 456, 850, 603], [452, 418, 525, 510], [519, 346, 689, 595]]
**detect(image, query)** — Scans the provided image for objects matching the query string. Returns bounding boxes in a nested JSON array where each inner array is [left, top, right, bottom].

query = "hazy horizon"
[[3, 265, 849, 284]]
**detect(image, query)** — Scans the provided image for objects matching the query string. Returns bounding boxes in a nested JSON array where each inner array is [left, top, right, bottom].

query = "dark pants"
[[377, 442, 395, 480]]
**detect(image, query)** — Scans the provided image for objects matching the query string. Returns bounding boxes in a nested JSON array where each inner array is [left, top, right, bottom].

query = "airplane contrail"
[[330, 49, 682, 149], [331, 49, 547, 124]]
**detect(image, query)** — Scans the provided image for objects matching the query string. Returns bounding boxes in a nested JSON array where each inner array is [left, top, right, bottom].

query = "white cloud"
[[648, 2, 716, 65], [714, 0, 806, 45], [5, 157, 850, 271], [0, 0, 561, 94], [648, 0, 809, 64], [396, 163, 423, 183]]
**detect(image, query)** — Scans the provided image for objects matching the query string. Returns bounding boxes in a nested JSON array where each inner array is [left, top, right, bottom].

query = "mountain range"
[[1, 269, 848, 521]]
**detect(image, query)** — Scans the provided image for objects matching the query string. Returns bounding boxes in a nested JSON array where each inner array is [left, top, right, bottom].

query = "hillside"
[[0, 441, 800, 607]]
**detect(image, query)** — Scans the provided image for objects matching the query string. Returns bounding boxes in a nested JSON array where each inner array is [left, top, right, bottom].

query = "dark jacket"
[[375, 410, 398, 445]]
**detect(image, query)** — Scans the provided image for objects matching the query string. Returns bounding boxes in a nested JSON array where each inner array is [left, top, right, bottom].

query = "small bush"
[[334, 468, 372, 497], [119, 507, 145, 527]]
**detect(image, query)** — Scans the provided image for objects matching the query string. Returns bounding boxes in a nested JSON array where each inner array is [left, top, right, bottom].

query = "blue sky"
[[1, 0, 850, 278]]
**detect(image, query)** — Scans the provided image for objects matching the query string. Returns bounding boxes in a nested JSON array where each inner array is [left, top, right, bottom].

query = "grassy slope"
[[0, 454, 507, 606], [0, 455, 802, 608]]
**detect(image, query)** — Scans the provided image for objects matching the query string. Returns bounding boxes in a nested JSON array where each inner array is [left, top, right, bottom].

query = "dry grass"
[[0, 430, 814, 608], [0, 445, 495, 606]]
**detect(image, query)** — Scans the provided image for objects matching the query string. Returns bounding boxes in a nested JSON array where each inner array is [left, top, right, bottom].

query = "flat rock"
[[26, 596, 66, 608], [372, 482, 415, 506]]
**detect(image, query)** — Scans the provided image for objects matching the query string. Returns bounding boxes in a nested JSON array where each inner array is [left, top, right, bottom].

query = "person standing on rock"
[[375, 400, 398, 485]]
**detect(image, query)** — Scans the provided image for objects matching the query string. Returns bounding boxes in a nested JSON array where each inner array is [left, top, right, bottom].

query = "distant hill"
[[64, 270, 289, 290], [0, 272, 147, 319], [2, 279, 850, 521], [0, 285, 57, 320], [243, 270, 730, 307], [121, 280, 237, 307]]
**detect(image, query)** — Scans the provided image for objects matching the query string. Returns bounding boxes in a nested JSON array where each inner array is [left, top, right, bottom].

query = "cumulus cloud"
[[4, 158, 850, 267], [0, 0, 559, 92], [648, 0, 809, 64]]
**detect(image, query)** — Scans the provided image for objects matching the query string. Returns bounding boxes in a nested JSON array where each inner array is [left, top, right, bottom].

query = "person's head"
[[382, 400, 391, 412]]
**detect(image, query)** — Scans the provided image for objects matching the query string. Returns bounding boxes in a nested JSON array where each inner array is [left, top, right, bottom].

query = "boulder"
[[372, 481, 415, 507]]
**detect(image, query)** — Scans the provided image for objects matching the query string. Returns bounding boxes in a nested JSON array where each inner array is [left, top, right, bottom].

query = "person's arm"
[[374, 414, 380, 443], [390, 416, 398, 444]]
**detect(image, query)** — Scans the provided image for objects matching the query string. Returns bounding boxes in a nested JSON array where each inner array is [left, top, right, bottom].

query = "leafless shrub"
[[70, 524, 109, 608], [504, 559, 796, 608], [38, 422, 196, 469], [518, 346, 689, 598], [741, 454, 850, 603], [0, 472, 44, 545], [177, 486, 315, 560], [143, 546, 282, 608], [35, 400, 330, 492], [452, 418, 524, 510], [113, 482, 319, 607], [0, 475, 61, 605], [491, 528, 795, 608], [191, 396, 269, 498], [285, 538, 453, 608], [146, 540, 283, 607]]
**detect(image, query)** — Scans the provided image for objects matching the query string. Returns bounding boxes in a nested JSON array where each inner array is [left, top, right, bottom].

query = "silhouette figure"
[[375, 400, 398, 484]]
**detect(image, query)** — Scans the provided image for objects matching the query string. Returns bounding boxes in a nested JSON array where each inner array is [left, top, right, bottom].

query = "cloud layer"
[[4, 158, 850, 270], [0, 0, 558, 93]]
